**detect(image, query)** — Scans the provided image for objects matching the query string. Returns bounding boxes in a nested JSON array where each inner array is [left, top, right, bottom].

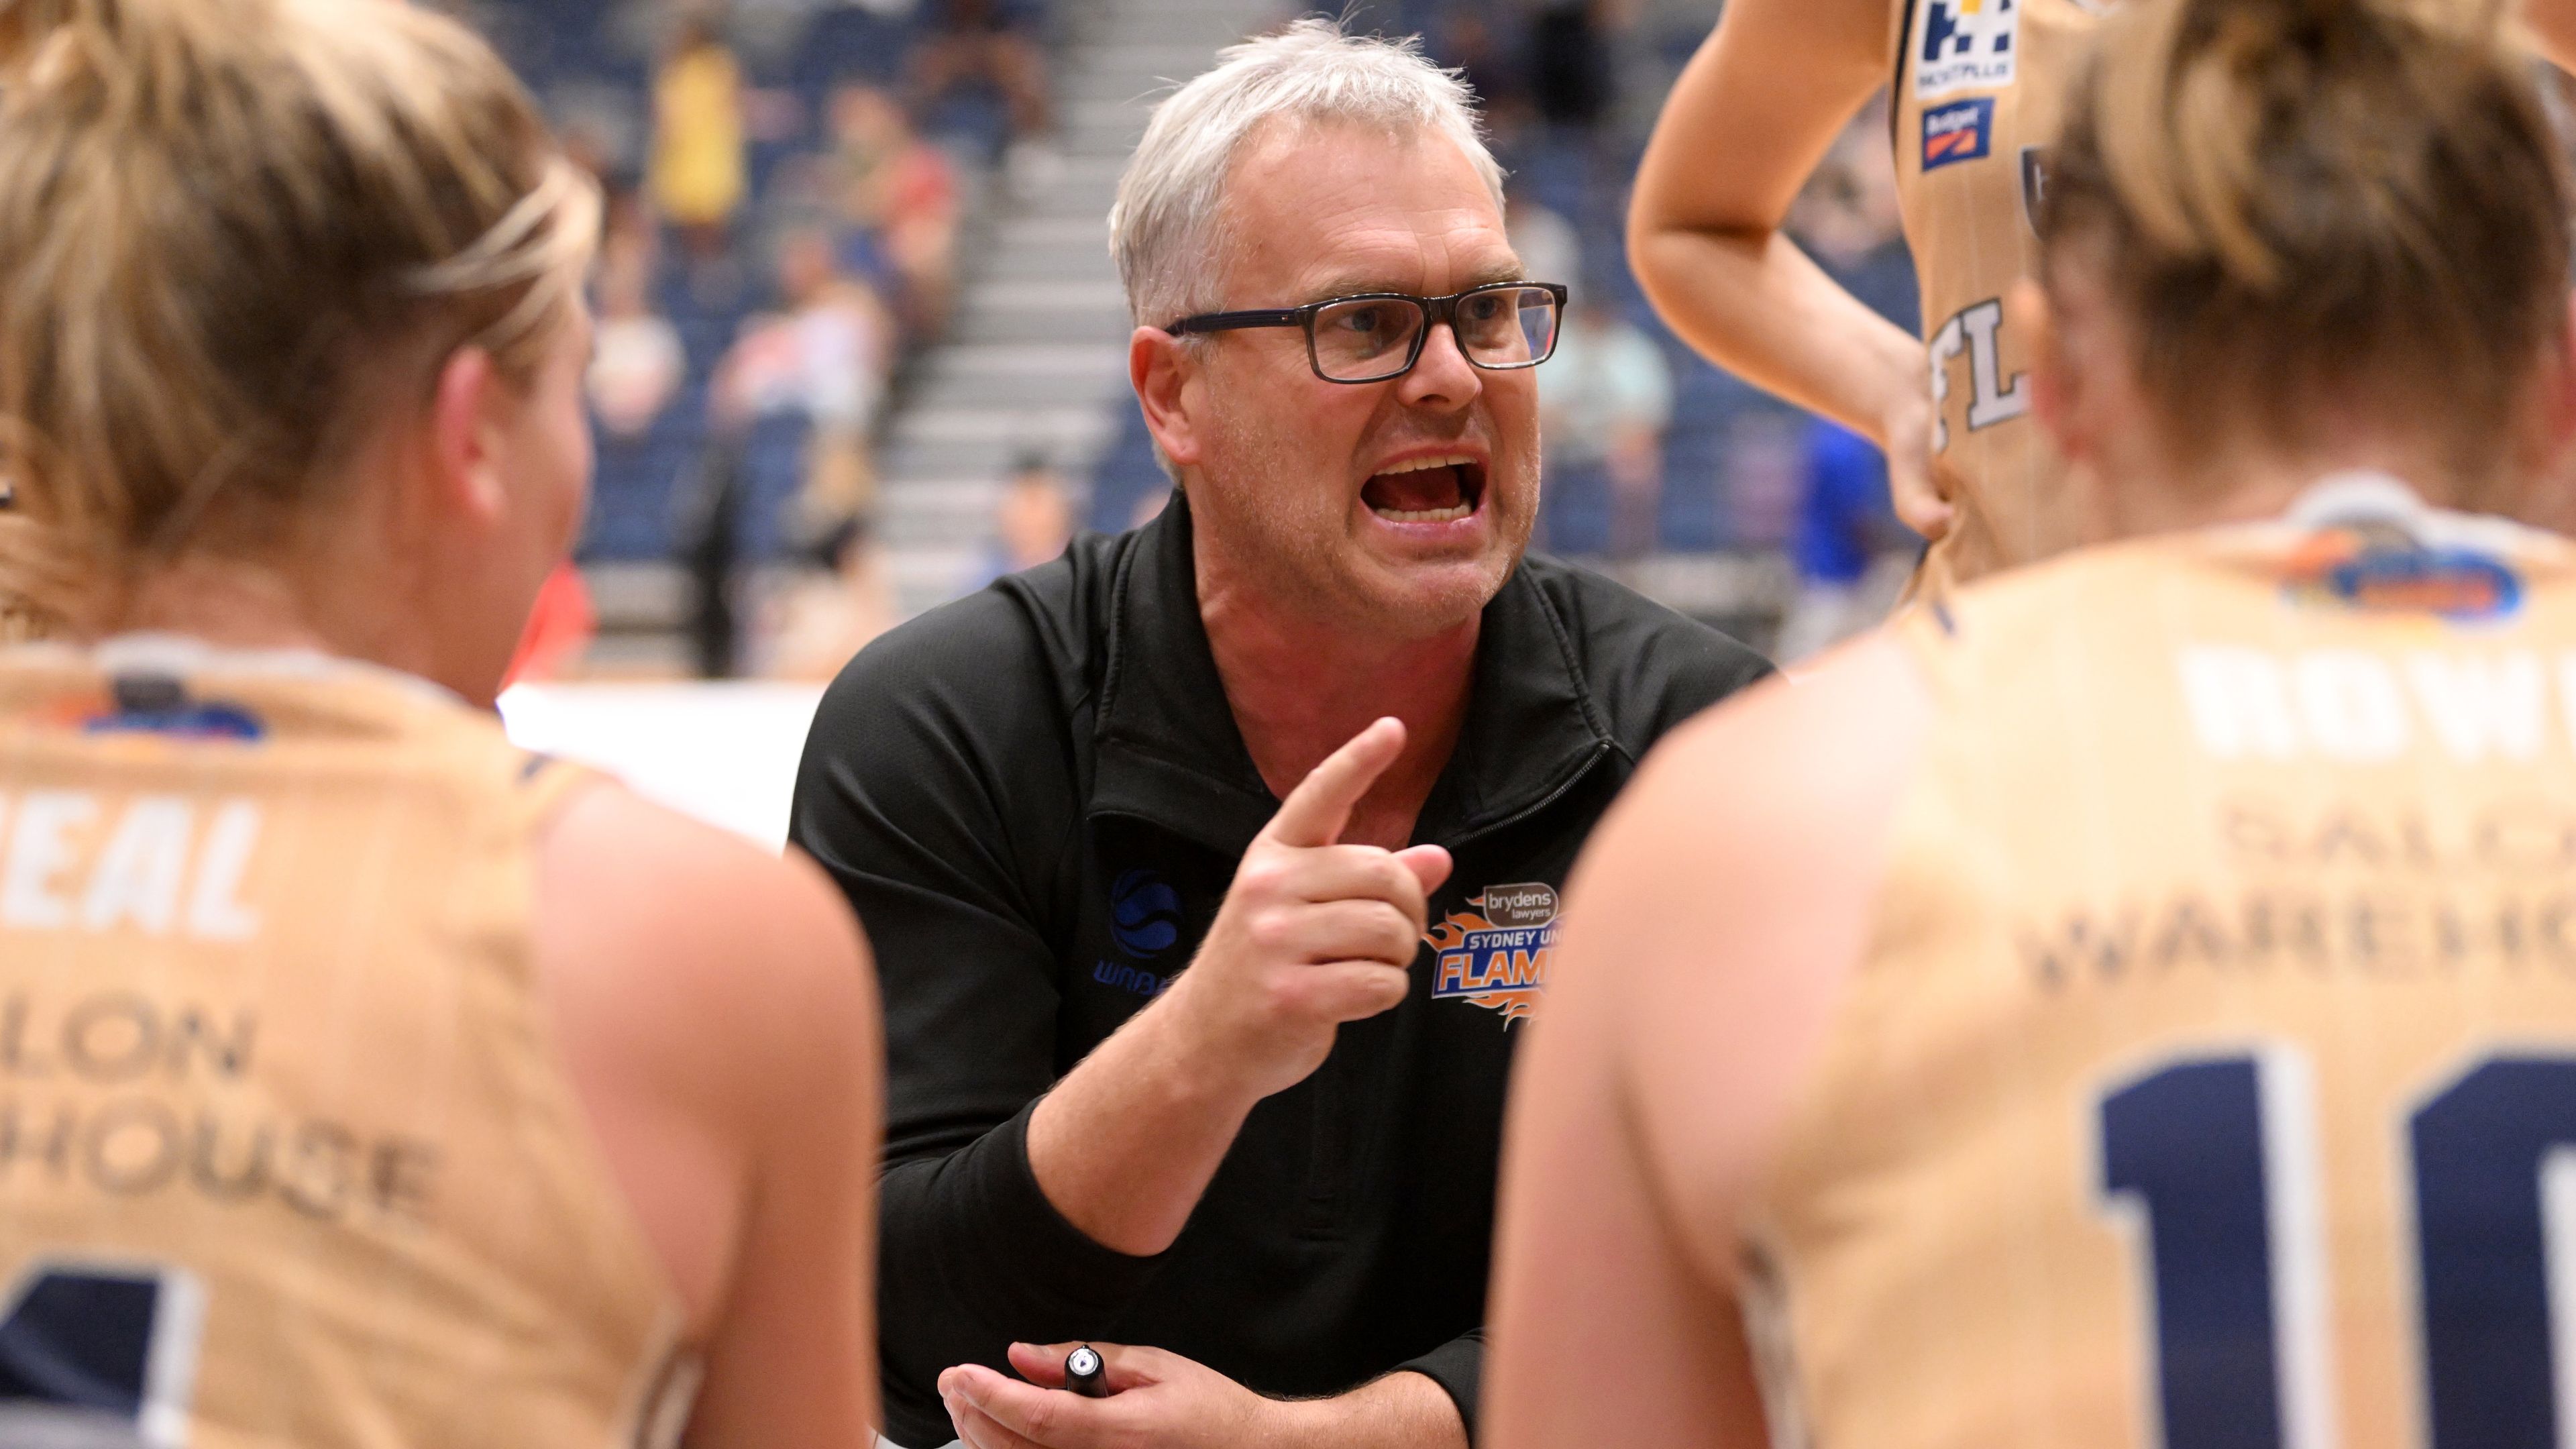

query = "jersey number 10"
[[2100, 1051, 2576, 1449]]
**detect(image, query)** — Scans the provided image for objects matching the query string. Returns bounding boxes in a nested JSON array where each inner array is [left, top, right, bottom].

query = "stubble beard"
[[1193, 406, 1507, 640]]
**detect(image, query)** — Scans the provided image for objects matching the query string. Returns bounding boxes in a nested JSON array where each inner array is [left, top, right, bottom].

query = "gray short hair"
[[1108, 18, 1506, 329]]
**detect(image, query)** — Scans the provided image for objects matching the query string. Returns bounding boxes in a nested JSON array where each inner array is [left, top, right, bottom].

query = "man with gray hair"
[[791, 19, 1768, 1448]]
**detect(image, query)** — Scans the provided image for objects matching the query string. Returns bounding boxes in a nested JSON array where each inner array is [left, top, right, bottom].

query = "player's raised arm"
[[1628, 0, 1944, 537]]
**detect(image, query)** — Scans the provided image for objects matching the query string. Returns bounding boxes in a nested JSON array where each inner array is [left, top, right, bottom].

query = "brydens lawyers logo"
[[1425, 883, 1557, 1026], [1921, 99, 1993, 171]]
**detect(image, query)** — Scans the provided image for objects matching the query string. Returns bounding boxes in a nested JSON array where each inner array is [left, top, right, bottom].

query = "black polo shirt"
[[790, 494, 1770, 1448]]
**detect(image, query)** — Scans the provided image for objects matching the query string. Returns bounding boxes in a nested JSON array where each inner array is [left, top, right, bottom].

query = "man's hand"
[[938, 1342, 1467, 1449], [1161, 716, 1452, 1102], [1023, 718, 1454, 1256]]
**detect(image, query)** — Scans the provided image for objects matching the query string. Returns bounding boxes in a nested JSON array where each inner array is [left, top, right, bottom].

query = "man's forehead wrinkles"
[[1271, 221, 1517, 301]]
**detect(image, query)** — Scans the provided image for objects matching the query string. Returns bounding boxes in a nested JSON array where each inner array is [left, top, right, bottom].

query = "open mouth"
[[1360, 453, 1487, 524]]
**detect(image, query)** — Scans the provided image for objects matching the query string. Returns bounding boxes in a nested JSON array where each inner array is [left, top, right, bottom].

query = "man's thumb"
[[1395, 843, 1452, 896]]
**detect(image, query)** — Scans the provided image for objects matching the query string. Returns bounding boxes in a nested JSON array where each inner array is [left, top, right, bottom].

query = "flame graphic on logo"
[[1423, 908, 1547, 1027], [1423, 909, 1493, 953]]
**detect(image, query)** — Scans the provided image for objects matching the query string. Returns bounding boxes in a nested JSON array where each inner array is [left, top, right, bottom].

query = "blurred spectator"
[[651, 17, 748, 260], [714, 225, 896, 523], [1527, 1, 1613, 129], [1433, 11, 1532, 142], [761, 515, 900, 680], [1505, 180, 1580, 296], [911, 0, 1051, 152], [1130, 486, 1171, 531], [1541, 297, 1674, 557], [587, 235, 686, 439], [965, 455, 1075, 590], [1787, 95, 1904, 270], [1776, 419, 1913, 663], [828, 83, 963, 339]]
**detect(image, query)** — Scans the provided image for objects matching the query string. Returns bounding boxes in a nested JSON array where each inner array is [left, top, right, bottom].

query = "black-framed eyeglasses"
[[1167, 281, 1568, 384]]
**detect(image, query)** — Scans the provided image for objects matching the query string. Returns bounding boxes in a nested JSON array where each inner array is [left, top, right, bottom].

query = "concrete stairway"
[[877, 0, 1279, 614]]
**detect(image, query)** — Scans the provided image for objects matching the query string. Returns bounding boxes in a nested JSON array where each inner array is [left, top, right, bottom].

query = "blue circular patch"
[[1110, 869, 1182, 958]]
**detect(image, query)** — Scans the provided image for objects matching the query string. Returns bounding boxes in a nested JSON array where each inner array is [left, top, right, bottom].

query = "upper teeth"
[[1378, 454, 1475, 474]]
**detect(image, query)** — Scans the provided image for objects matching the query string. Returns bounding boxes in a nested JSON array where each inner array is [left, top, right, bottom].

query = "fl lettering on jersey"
[[1928, 297, 2028, 451]]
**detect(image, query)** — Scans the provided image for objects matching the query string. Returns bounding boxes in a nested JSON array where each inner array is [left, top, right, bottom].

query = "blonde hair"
[[1108, 17, 1504, 328], [0, 0, 600, 621], [2040, 0, 2569, 491]]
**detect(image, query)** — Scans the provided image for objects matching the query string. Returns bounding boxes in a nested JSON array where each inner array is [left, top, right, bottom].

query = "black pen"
[[1065, 1344, 1108, 1398]]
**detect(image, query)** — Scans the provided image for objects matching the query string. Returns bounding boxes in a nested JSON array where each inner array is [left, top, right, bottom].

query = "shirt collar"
[[1089, 492, 1613, 855]]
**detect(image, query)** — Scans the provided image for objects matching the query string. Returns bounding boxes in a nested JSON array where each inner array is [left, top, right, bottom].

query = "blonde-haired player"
[[0, 1, 879, 1444], [1489, 0, 2576, 1445]]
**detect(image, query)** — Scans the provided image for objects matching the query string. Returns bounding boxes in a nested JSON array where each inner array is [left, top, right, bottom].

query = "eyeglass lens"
[[1309, 287, 1560, 380]]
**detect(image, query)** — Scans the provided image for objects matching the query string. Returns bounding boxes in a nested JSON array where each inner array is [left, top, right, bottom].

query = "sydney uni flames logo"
[[1424, 882, 1557, 1026]]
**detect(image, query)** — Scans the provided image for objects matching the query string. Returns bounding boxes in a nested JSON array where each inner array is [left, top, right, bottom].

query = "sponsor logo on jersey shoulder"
[[2282, 521, 2522, 622], [1916, 0, 2019, 98], [31, 677, 266, 741], [1425, 882, 1556, 1026], [1922, 98, 1994, 170]]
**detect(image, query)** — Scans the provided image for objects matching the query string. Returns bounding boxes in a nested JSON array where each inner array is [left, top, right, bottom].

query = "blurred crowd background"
[[464, 0, 1923, 684]]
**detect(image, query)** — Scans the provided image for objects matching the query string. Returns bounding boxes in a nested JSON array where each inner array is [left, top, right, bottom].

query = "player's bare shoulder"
[[537, 782, 875, 1073], [1552, 631, 1937, 1272]]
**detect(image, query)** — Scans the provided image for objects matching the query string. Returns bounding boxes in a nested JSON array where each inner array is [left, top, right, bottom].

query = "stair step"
[[891, 404, 1118, 450], [982, 244, 1122, 281], [921, 343, 1128, 378], [964, 278, 1128, 312]]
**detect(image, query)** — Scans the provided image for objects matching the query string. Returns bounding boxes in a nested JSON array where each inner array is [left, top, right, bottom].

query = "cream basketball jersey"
[[1746, 478, 2576, 1449], [0, 640, 690, 1447], [1892, 0, 2106, 588]]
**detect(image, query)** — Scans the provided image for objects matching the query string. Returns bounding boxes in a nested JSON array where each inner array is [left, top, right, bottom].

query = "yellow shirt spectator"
[[651, 30, 745, 229]]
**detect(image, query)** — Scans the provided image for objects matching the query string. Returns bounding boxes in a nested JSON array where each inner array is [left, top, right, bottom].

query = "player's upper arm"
[[1489, 635, 1929, 1448], [536, 784, 880, 1449], [1631, 0, 1897, 242], [1566, 631, 1931, 1278]]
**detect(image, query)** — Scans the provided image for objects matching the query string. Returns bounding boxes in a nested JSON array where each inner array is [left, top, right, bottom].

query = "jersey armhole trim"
[[1889, 0, 1919, 144]]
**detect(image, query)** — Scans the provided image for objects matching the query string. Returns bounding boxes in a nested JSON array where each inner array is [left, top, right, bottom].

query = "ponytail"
[[2043, 0, 2565, 485], [0, 0, 599, 623]]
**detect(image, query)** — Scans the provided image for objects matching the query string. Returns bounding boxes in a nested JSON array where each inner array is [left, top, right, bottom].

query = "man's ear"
[[425, 346, 511, 529], [1130, 326, 1204, 470]]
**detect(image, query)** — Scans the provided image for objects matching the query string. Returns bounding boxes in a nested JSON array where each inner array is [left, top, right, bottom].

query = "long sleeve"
[[788, 592, 1159, 1448]]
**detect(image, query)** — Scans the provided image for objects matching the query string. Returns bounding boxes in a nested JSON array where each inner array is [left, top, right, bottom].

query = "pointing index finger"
[[1258, 717, 1406, 850]]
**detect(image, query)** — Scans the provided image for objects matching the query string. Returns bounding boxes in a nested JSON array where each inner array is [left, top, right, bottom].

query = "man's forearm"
[[1273, 1371, 1470, 1449], [1026, 997, 1263, 1256]]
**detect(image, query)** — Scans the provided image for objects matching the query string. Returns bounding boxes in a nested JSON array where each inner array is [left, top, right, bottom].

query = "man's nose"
[[1397, 320, 1483, 411]]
